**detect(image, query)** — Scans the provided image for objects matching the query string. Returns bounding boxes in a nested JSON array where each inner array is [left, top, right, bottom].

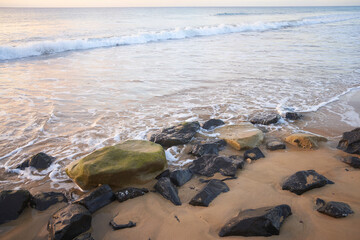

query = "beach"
[[0, 6, 360, 240]]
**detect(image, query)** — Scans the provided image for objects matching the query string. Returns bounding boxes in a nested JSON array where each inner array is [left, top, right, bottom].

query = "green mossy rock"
[[66, 140, 167, 190]]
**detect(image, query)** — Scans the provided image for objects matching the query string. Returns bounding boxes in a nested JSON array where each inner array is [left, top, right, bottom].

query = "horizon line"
[[1, 5, 360, 8]]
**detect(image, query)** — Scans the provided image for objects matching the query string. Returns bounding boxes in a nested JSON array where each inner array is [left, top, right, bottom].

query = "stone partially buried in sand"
[[214, 123, 264, 150], [285, 133, 327, 149], [337, 128, 360, 154], [315, 198, 354, 218], [219, 204, 292, 237], [65, 140, 167, 190], [282, 170, 334, 195]]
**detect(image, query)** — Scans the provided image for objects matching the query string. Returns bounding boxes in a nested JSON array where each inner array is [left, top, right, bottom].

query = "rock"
[[337, 128, 360, 154], [244, 147, 265, 161], [250, 113, 281, 125], [214, 123, 264, 150], [315, 198, 354, 218], [150, 122, 200, 147], [189, 179, 229, 207], [266, 140, 286, 151], [0, 190, 30, 224], [47, 204, 92, 240], [73, 233, 94, 240], [170, 169, 193, 187], [115, 187, 149, 202], [285, 133, 327, 149], [340, 156, 360, 168], [189, 139, 226, 157], [282, 170, 334, 195], [229, 155, 245, 169], [202, 119, 225, 130], [109, 220, 136, 230], [65, 140, 167, 190], [30, 192, 67, 211], [17, 152, 55, 170], [219, 204, 292, 237], [74, 184, 115, 213], [155, 169, 170, 179], [285, 112, 302, 120], [154, 177, 181, 206], [188, 155, 242, 177]]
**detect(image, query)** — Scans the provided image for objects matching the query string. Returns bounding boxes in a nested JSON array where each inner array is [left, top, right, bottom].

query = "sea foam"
[[0, 13, 359, 61]]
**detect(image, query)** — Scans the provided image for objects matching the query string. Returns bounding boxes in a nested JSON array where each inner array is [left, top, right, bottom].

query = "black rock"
[[266, 140, 286, 151], [17, 152, 55, 170], [0, 189, 30, 224], [282, 170, 334, 195], [189, 139, 226, 157], [150, 122, 200, 147], [189, 179, 229, 207], [244, 147, 265, 161], [337, 128, 360, 154], [285, 112, 302, 120], [74, 184, 115, 213], [170, 169, 193, 187], [316, 198, 354, 218], [219, 204, 292, 237], [229, 155, 245, 169], [189, 155, 242, 177], [47, 204, 92, 240], [110, 220, 136, 230], [30, 192, 67, 211], [115, 187, 149, 202], [340, 156, 360, 168], [155, 169, 170, 180], [73, 233, 94, 240], [154, 177, 181, 206], [250, 113, 281, 125], [202, 119, 225, 130]]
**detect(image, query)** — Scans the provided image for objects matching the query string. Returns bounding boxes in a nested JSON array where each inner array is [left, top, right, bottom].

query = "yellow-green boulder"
[[214, 123, 264, 150], [65, 140, 167, 190], [285, 133, 327, 149]]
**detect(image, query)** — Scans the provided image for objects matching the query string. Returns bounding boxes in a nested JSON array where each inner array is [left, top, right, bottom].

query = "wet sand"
[[0, 90, 359, 240]]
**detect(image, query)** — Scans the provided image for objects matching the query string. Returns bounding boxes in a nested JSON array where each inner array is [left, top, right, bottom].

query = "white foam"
[[1, 13, 359, 61]]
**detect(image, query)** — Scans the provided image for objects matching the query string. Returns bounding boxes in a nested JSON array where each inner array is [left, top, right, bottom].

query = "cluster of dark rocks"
[[2, 117, 358, 239]]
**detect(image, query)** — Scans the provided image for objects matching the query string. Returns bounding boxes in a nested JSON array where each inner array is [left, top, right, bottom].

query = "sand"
[[0, 90, 359, 240]]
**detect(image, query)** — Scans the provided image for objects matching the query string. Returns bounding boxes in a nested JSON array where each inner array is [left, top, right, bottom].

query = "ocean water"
[[0, 7, 360, 190]]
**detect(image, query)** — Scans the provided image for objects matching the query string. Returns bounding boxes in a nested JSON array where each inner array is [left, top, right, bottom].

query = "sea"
[[0, 6, 359, 190]]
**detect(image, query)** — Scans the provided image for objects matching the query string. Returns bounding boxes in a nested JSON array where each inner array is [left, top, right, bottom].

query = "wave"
[[1, 13, 359, 61], [215, 12, 249, 16]]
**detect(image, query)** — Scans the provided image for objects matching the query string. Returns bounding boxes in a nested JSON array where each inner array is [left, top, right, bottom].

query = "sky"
[[0, 0, 359, 7]]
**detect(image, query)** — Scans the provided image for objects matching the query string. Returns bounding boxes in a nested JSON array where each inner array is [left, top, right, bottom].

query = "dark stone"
[[0, 190, 30, 224], [73, 233, 94, 240], [340, 156, 360, 168], [17, 152, 55, 170], [109, 220, 136, 230], [337, 128, 360, 154], [250, 113, 281, 125], [189, 179, 229, 207], [174, 215, 180, 222], [170, 169, 193, 187], [47, 204, 92, 240], [219, 204, 292, 237], [155, 169, 170, 180], [150, 122, 200, 147], [189, 139, 226, 157], [266, 140, 286, 151], [16, 159, 29, 170], [154, 177, 181, 206], [316, 198, 354, 218], [115, 187, 149, 202], [282, 170, 334, 195], [229, 155, 245, 169], [189, 155, 242, 177], [285, 112, 302, 120], [74, 184, 115, 213], [202, 119, 225, 130], [30, 192, 67, 211], [244, 147, 265, 161]]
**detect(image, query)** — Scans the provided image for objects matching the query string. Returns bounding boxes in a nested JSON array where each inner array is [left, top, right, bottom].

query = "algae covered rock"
[[214, 123, 264, 150], [66, 140, 167, 190], [285, 133, 327, 149]]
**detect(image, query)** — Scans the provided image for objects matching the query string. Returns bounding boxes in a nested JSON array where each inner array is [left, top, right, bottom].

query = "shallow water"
[[0, 7, 359, 190]]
